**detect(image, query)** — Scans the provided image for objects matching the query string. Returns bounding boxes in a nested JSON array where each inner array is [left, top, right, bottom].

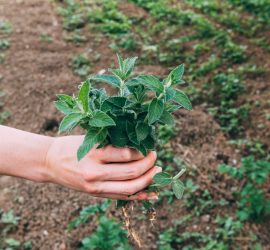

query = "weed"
[[72, 54, 91, 78], [0, 40, 10, 50], [0, 20, 12, 34], [219, 156, 270, 221], [68, 200, 111, 231], [40, 32, 53, 43], [64, 32, 87, 46], [80, 216, 131, 250]]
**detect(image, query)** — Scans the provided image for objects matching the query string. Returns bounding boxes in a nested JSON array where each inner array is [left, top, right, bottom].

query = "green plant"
[[67, 200, 111, 231], [56, 54, 192, 200], [218, 156, 270, 221], [0, 20, 12, 34], [80, 216, 132, 250], [72, 54, 91, 78], [87, 0, 131, 35], [0, 39, 10, 50], [40, 32, 53, 43]]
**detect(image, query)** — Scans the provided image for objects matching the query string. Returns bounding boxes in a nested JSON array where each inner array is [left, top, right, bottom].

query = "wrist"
[[42, 136, 56, 183]]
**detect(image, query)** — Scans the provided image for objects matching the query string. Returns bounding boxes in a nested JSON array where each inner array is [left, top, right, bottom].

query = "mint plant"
[[55, 54, 192, 200]]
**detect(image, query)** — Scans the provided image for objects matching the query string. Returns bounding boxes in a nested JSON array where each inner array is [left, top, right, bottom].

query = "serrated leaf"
[[159, 110, 174, 125], [108, 117, 129, 147], [131, 142, 147, 156], [135, 122, 149, 141], [78, 80, 90, 112], [56, 94, 74, 106], [172, 180, 185, 199], [55, 100, 74, 115], [141, 135, 155, 150], [123, 57, 137, 76], [89, 111, 116, 127], [169, 64, 185, 85], [77, 128, 107, 161], [172, 89, 192, 110], [110, 68, 126, 80], [165, 87, 176, 101], [91, 74, 121, 88], [148, 98, 164, 125], [59, 113, 83, 133], [126, 121, 139, 145], [137, 75, 164, 94], [153, 172, 172, 186], [117, 54, 124, 71]]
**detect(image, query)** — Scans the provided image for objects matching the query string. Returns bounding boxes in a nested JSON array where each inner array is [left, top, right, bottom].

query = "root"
[[122, 203, 142, 248]]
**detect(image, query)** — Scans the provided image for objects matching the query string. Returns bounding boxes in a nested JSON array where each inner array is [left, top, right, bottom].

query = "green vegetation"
[[219, 157, 270, 221], [40, 32, 53, 43], [56, 54, 192, 199], [51, 1, 270, 249], [80, 216, 131, 250]]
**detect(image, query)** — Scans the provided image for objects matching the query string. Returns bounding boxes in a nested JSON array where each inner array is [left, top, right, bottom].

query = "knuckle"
[[123, 184, 137, 196], [82, 169, 104, 182], [85, 182, 101, 194], [126, 168, 139, 179], [120, 148, 132, 161]]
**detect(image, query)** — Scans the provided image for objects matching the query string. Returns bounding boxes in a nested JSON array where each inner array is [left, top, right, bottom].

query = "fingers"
[[90, 166, 162, 195], [92, 191, 158, 201], [94, 145, 144, 163], [82, 151, 157, 182], [98, 151, 157, 181]]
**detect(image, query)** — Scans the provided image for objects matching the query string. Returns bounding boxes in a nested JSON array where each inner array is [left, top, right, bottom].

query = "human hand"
[[45, 136, 160, 200]]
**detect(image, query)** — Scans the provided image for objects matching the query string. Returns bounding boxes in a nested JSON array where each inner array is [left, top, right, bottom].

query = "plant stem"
[[173, 168, 186, 180], [120, 79, 125, 97]]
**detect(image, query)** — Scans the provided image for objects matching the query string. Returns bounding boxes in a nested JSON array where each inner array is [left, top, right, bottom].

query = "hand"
[[45, 135, 160, 200]]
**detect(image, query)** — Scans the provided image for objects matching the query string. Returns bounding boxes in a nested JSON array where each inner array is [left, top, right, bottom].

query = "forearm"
[[0, 125, 53, 182]]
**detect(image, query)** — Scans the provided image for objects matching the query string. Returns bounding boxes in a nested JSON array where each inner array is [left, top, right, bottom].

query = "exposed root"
[[122, 204, 142, 248]]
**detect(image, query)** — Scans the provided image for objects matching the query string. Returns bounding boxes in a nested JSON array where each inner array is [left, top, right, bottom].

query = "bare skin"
[[0, 125, 160, 200]]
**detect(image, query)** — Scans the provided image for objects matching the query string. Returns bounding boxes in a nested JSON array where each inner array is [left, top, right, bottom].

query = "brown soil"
[[0, 0, 269, 250]]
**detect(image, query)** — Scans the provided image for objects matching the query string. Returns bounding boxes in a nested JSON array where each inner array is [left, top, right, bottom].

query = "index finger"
[[94, 145, 144, 163]]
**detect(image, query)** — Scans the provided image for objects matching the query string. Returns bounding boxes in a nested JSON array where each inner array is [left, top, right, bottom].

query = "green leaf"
[[126, 121, 139, 145], [159, 110, 174, 125], [55, 100, 74, 115], [78, 80, 90, 112], [123, 57, 137, 76], [59, 113, 83, 133], [148, 98, 164, 125], [5, 238, 20, 247], [172, 89, 192, 110], [168, 64, 185, 85], [137, 75, 164, 94], [153, 172, 172, 187], [89, 111, 116, 127], [165, 87, 176, 101], [135, 122, 149, 141], [117, 54, 124, 71], [77, 128, 107, 161], [141, 135, 155, 150], [91, 74, 121, 88], [108, 117, 129, 147], [56, 94, 74, 106], [172, 180, 185, 199], [116, 200, 128, 208]]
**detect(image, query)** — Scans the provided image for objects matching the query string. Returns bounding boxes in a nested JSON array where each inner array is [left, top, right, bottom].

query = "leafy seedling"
[[56, 54, 192, 201]]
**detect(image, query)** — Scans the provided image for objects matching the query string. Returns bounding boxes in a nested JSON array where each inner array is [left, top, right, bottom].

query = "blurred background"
[[0, 0, 269, 249]]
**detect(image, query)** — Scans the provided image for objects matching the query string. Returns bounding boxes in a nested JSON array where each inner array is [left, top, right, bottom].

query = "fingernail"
[[148, 195, 158, 200], [156, 167, 162, 173], [152, 151, 157, 158]]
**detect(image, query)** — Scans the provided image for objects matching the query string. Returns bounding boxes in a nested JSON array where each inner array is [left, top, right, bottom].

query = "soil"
[[0, 0, 269, 250]]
